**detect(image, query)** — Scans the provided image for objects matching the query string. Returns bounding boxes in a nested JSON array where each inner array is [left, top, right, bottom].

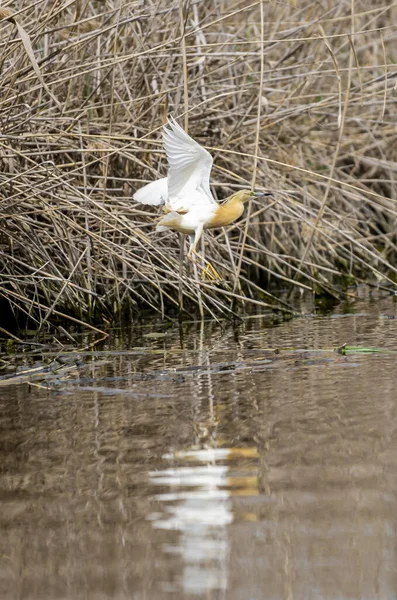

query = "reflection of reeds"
[[0, 2, 396, 328]]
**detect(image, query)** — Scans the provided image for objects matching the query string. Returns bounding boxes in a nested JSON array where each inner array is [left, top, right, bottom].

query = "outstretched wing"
[[163, 117, 216, 211], [133, 177, 168, 206]]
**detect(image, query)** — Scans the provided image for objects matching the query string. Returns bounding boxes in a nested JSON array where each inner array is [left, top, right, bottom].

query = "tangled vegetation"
[[0, 0, 396, 331]]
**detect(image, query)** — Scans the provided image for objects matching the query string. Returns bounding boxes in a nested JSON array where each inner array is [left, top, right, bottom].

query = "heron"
[[133, 117, 269, 278]]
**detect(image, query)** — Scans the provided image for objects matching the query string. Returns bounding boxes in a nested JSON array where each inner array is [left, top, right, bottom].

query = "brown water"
[[1, 294, 397, 599]]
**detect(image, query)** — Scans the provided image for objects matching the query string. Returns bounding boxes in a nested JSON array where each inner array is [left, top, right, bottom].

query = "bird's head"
[[231, 189, 272, 204]]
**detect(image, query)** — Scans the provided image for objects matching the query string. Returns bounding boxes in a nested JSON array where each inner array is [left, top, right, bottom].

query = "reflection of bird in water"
[[133, 117, 269, 279]]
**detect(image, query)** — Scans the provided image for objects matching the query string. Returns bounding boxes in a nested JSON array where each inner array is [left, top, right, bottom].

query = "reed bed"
[[0, 0, 396, 330]]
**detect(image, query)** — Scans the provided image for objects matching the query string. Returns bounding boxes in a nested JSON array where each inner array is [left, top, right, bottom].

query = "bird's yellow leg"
[[200, 258, 222, 282], [187, 225, 203, 260], [187, 226, 222, 282], [188, 248, 222, 282]]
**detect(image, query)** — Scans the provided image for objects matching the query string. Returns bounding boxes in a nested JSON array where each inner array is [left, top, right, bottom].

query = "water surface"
[[1, 294, 397, 599]]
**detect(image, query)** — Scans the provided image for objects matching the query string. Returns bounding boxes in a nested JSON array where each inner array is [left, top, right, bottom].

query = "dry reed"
[[1, 0, 396, 330]]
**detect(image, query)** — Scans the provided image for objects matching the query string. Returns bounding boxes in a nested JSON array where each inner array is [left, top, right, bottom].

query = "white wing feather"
[[163, 117, 216, 211], [133, 118, 216, 213], [133, 177, 168, 206]]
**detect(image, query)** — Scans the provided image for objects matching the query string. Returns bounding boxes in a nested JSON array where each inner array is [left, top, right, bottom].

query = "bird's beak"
[[254, 191, 272, 197]]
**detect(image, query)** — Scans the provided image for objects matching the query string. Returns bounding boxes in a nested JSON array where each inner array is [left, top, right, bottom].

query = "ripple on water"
[[1, 298, 397, 598]]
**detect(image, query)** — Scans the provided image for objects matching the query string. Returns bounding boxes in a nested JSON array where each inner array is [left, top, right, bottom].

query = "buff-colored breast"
[[206, 197, 245, 229]]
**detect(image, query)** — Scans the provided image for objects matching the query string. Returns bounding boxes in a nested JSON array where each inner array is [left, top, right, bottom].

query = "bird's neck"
[[207, 196, 245, 229]]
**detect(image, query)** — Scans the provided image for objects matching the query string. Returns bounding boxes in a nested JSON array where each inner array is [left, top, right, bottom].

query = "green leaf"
[[337, 344, 394, 355]]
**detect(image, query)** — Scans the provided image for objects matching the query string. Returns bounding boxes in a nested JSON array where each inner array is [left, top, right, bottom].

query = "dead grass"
[[0, 0, 396, 330]]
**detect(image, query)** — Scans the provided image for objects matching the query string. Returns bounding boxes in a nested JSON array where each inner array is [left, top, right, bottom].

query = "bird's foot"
[[187, 250, 222, 282], [200, 261, 222, 283]]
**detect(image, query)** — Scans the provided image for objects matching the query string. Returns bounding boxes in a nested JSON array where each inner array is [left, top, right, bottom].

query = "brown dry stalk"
[[0, 0, 395, 329]]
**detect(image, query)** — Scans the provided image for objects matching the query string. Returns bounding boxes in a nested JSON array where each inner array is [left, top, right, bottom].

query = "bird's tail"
[[156, 211, 181, 232], [133, 177, 168, 205]]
